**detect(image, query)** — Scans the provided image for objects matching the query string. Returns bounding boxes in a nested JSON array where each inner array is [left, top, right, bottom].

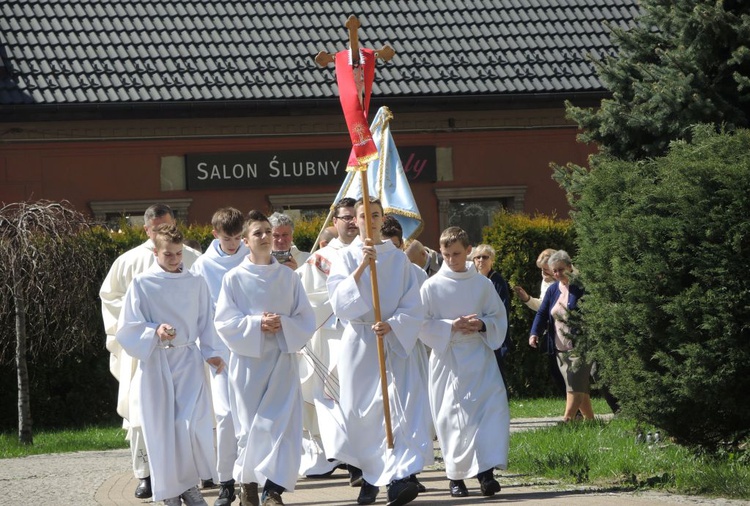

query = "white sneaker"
[[181, 485, 209, 506]]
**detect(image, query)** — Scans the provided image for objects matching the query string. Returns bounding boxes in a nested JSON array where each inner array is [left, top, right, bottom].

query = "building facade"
[[0, 1, 639, 246]]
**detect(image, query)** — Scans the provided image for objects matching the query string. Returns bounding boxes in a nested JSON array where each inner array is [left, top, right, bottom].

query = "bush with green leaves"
[[569, 126, 750, 449], [482, 211, 577, 398], [290, 213, 329, 253]]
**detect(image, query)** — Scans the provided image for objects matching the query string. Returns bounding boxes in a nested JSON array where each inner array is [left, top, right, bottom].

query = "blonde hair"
[[536, 248, 557, 268], [471, 243, 495, 260]]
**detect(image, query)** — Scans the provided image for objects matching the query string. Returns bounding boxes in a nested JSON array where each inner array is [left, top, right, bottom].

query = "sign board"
[[185, 146, 436, 190]]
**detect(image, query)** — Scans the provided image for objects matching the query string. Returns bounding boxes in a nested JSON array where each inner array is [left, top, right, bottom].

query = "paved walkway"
[[3, 417, 746, 506]]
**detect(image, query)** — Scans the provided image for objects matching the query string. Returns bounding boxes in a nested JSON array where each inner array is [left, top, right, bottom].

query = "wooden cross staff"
[[315, 16, 395, 67], [316, 15, 396, 449]]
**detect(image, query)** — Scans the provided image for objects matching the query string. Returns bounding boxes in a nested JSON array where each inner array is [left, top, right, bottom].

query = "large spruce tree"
[[568, 0, 750, 161], [557, 2, 750, 449]]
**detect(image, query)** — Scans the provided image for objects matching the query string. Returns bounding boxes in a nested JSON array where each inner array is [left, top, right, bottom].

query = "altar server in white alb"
[[214, 210, 316, 506], [100, 203, 201, 500], [190, 207, 249, 506], [116, 223, 226, 506], [327, 197, 433, 506], [419, 226, 509, 499], [295, 197, 359, 479]]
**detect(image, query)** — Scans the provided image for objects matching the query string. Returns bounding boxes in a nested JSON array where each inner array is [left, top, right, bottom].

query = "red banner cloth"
[[335, 48, 379, 170]]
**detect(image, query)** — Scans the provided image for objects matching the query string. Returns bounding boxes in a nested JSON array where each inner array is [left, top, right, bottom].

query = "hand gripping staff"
[[316, 15, 396, 449]]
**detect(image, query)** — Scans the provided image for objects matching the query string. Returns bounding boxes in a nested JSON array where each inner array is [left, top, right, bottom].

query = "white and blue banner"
[[332, 106, 423, 241]]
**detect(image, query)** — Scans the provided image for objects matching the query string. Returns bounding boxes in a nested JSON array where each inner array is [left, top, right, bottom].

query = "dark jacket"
[[488, 269, 513, 356], [530, 281, 584, 355]]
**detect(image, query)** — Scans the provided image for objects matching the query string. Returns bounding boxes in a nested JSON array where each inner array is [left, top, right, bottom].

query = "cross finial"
[[315, 15, 395, 67]]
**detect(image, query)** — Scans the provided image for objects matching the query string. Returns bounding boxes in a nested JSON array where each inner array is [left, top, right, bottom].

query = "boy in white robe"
[[190, 207, 249, 506], [214, 210, 316, 506], [419, 226, 509, 498], [327, 197, 432, 506], [100, 203, 201, 499], [116, 224, 226, 506]]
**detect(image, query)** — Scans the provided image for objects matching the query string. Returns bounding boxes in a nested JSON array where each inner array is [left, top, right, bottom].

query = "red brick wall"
[[0, 127, 591, 248]]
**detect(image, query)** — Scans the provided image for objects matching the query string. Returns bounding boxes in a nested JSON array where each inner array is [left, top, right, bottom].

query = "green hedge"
[[571, 126, 750, 448], [0, 213, 575, 430]]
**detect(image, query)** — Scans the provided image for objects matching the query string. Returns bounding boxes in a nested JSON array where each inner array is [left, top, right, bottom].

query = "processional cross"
[[316, 15, 396, 449]]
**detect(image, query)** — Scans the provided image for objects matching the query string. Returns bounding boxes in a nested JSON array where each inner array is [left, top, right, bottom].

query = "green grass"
[[0, 424, 128, 459], [508, 416, 750, 499], [509, 395, 612, 418]]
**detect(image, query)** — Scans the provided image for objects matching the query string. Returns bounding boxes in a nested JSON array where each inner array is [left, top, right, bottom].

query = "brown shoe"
[[240, 482, 259, 506], [261, 490, 284, 505]]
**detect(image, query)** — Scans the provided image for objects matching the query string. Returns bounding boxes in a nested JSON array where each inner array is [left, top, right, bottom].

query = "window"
[[435, 186, 526, 244], [268, 193, 337, 220], [89, 198, 193, 229]]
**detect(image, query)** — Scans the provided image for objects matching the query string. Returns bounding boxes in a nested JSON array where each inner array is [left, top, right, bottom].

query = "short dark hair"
[[144, 203, 174, 224], [334, 197, 356, 217], [381, 214, 403, 243], [153, 223, 183, 249], [354, 196, 383, 212], [211, 207, 244, 236], [243, 210, 270, 236]]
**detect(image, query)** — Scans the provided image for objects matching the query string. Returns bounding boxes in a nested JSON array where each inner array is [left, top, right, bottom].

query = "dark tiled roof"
[[0, 0, 640, 106]]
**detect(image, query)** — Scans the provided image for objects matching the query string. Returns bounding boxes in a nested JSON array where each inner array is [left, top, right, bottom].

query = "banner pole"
[[359, 167, 394, 449]]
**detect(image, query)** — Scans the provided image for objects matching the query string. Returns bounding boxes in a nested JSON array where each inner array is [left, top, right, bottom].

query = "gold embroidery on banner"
[[352, 122, 372, 147]]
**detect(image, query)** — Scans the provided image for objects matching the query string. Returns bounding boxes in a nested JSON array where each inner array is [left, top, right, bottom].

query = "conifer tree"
[[567, 0, 750, 161]]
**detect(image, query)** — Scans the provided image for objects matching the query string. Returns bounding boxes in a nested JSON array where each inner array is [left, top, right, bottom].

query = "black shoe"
[[357, 481, 379, 505], [305, 466, 337, 479], [449, 479, 469, 497], [408, 474, 426, 493], [386, 478, 419, 506], [348, 464, 364, 487], [201, 478, 217, 489], [477, 470, 501, 497], [134, 476, 152, 499], [215, 479, 236, 506]]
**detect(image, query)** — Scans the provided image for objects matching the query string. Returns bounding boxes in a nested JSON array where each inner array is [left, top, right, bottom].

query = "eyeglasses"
[[335, 215, 355, 222], [474, 255, 490, 260]]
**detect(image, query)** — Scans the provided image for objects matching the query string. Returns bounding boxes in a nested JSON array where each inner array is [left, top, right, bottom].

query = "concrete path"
[[2, 417, 746, 506]]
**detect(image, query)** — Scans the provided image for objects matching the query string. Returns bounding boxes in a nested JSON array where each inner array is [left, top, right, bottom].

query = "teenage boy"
[[296, 197, 359, 478], [191, 207, 249, 506], [116, 223, 226, 506], [418, 226, 509, 498], [100, 203, 201, 499], [214, 211, 316, 506], [327, 197, 432, 506]]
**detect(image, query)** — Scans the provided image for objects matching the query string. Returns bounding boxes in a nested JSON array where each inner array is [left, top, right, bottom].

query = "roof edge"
[[0, 92, 609, 123]]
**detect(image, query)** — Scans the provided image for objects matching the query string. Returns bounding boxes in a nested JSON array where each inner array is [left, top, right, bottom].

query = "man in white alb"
[[296, 198, 359, 479]]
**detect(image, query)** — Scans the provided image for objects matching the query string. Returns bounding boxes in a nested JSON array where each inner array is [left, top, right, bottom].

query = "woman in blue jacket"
[[529, 250, 594, 422]]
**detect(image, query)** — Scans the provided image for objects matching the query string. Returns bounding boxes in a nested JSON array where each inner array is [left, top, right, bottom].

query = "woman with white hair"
[[529, 250, 594, 422]]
